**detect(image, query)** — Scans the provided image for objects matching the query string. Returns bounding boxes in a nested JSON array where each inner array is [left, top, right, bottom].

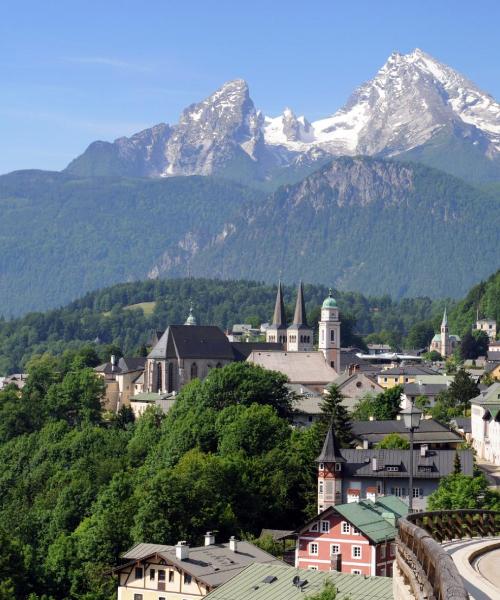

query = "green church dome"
[[322, 288, 337, 309]]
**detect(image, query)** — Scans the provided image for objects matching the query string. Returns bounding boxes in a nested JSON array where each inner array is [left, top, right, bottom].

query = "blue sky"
[[2, 0, 500, 174]]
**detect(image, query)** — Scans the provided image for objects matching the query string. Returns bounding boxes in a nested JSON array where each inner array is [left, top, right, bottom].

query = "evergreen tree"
[[320, 384, 352, 447], [449, 368, 479, 414], [453, 451, 462, 475]]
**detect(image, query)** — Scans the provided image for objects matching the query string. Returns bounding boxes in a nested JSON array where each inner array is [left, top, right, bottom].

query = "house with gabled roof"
[[294, 496, 408, 577], [113, 535, 283, 600]]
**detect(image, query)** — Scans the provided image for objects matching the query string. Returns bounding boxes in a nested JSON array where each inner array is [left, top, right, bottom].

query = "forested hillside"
[[0, 278, 445, 375], [1, 157, 499, 317], [0, 356, 323, 599], [449, 269, 500, 336], [0, 171, 264, 316]]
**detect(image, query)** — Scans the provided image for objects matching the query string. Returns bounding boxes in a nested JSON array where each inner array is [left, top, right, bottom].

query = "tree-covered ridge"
[[1, 157, 500, 317], [157, 157, 500, 300], [0, 277, 446, 375], [0, 170, 264, 317], [0, 357, 324, 599], [449, 268, 500, 337]]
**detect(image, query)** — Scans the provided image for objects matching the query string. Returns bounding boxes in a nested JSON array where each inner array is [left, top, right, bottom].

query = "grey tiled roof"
[[149, 325, 235, 360], [231, 342, 283, 361], [340, 449, 473, 478], [118, 356, 146, 372], [350, 418, 462, 446], [119, 541, 283, 587], [404, 382, 448, 396]]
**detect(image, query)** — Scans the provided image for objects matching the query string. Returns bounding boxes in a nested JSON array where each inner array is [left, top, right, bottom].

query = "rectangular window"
[[352, 527, 360, 535], [331, 544, 340, 555], [341, 522, 351, 534], [135, 567, 143, 580], [380, 544, 386, 559], [309, 543, 319, 555], [352, 546, 362, 559], [351, 569, 361, 575], [321, 520, 329, 533], [184, 573, 192, 585], [413, 487, 421, 498], [330, 330, 335, 341], [149, 568, 155, 580], [134, 595, 143, 600], [319, 481, 324, 494], [391, 487, 402, 496]]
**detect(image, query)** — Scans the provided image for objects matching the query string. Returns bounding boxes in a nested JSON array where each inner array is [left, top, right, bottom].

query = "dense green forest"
[[1, 157, 499, 316], [0, 277, 447, 375], [0, 171, 264, 316], [0, 357, 323, 599]]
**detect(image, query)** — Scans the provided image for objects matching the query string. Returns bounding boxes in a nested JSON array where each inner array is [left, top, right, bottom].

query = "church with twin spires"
[[266, 281, 341, 372]]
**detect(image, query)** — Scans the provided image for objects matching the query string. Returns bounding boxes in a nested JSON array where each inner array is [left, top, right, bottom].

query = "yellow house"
[[377, 365, 438, 389], [113, 536, 283, 600]]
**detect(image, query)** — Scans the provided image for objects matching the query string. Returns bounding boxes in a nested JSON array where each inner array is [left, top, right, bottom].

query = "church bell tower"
[[318, 289, 341, 372]]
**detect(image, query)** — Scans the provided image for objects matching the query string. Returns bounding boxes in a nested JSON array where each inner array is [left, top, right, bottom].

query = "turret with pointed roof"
[[287, 281, 313, 351], [265, 281, 288, 347], [317, 423, 345, 512], [317, 424, 346, 464]]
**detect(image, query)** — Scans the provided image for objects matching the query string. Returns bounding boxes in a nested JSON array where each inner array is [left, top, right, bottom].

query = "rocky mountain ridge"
[[66, 49, 500, 183]]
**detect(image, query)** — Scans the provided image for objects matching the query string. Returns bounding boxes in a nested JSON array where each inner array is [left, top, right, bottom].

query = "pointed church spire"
[[441, 307, 448, 327], [293, 281, 308, 326], [317, 423, 346, 463], [272, 280, 287, 327]]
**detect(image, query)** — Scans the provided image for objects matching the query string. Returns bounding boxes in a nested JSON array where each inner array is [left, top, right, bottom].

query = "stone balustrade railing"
[[395, 509, 500, 600]]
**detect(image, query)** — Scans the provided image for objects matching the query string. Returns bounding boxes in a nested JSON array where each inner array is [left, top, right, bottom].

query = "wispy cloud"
[[1, 107, 150, 138], [64, 56, 153, 73]]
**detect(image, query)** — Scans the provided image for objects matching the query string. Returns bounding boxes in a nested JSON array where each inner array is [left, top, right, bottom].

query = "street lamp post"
[[401, 403, 422, 512]]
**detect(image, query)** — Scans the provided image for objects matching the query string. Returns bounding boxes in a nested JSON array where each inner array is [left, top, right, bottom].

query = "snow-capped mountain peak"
[[68, 49, 500, 182]]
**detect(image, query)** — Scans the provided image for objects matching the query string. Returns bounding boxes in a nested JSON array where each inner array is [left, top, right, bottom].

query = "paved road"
[[474, 547, 500, 589], [443, 538, 500, 600]]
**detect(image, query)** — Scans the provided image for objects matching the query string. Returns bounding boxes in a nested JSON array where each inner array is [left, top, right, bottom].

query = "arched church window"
[[167, 362, 174, 393], [156, 362, 162, 391], [191, 362, 198, 379], [330, 330, 335, 341]]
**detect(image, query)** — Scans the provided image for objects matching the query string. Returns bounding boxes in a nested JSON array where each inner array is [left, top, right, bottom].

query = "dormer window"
[[386, 465, 400, 472]]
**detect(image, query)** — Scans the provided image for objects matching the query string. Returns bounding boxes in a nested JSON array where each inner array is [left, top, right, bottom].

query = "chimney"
[[363, 439, 369, 450], [229, 536, 238, 552], [204, 531, 215, 546], [420, 445, 428, 457], [175, 541, 189, 560], [372, 457, 378, 471]]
